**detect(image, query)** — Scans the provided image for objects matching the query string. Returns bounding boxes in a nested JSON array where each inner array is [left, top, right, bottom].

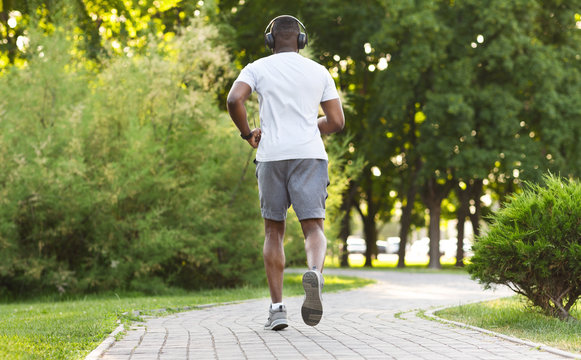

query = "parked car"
[[347, 236, 403, 255], [440, 239, 457, 258], [409, 237, 430, 256], [440, 238, 474, 258], [385, 237, 400, 254], [409, 238, 474, 258], [376, 240, 387, 254], [346, 236, 366, 254]]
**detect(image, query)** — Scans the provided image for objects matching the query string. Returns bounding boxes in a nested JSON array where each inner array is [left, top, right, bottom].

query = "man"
[[227, 15, 345, 330]]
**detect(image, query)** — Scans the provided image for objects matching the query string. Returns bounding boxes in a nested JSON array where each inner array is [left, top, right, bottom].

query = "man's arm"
[[318, 98, 345, 135], [227, 81, 261, 148]]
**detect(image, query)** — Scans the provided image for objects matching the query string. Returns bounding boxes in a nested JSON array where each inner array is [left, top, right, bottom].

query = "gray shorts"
[[255, 159, 329, 221]]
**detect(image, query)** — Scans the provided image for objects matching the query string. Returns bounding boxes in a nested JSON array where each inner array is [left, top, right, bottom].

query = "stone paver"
[[98, 269, 572, 359]]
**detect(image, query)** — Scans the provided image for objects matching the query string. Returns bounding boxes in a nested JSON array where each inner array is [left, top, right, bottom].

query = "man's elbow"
[[226, 94, 240, 111], [332, 115, 345, 132], [337, 116, 345, 131]]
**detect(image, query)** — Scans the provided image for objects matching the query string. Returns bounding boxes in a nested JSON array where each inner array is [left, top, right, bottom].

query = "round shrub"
[[468, 174, 581, 321]]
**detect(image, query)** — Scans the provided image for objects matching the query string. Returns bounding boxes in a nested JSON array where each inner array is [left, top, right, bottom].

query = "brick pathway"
[[97, 269, 573, 359]]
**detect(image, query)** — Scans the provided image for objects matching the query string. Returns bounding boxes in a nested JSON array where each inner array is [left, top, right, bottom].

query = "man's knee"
[[300, 218, 324, 237], [265, 219, 285, 239]]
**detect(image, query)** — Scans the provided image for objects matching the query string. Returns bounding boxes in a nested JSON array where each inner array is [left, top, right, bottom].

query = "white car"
[[385, 237, 400, 254], [346, 236, 366, 254]]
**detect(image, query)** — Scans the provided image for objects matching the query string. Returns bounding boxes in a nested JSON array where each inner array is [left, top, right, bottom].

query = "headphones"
[[264, 15, 308, 51]]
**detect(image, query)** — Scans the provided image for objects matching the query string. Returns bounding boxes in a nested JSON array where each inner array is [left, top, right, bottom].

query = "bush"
[[0, 20, 264, 296], [468, 174, 581, 321]]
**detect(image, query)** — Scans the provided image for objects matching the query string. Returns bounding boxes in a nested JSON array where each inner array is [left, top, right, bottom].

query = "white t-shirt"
[[234, 52, 340, 162]]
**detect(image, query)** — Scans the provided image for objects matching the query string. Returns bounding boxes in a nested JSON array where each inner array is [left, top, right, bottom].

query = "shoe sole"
[[301, 270, 323, 326], [264, 318, 288, 331]]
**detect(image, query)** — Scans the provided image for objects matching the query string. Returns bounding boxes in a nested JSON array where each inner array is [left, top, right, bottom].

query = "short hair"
[[272, 16, 299, 40]]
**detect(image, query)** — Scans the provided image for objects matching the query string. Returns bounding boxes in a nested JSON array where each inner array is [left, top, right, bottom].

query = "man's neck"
[[274, 47, 298, 54]]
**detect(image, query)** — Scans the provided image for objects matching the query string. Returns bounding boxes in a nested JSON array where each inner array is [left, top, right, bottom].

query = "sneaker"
[[264, 304, 288, 330], [301, 269, 323, 326]]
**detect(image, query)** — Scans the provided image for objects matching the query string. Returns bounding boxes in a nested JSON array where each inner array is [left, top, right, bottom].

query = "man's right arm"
[[227, 81, 261, 148], [318, 98, 345, 135]]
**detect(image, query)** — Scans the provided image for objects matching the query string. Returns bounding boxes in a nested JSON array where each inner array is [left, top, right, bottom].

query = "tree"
[[370, 0, 454, 268], [370, 0, 581, 268], [1, 0, 210, 69], [303, 0, 392, 267]]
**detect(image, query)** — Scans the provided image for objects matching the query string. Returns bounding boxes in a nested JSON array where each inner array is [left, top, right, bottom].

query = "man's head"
[[272, 16, 300, 41], [264, 15, 307, 52]]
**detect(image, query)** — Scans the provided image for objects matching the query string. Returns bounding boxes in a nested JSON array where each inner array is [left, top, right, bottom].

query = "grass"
[[0, 273, 374, 360], [436, 296, 581, 354]]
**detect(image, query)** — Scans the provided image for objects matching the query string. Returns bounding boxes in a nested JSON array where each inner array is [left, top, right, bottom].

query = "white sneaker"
[[264, 304, 288, 330], [301, 269, 323, 326]]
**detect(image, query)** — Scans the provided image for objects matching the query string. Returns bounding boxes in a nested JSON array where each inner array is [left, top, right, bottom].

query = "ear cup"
[[298, 32, 307, 49], [265, 32, 275, 50]]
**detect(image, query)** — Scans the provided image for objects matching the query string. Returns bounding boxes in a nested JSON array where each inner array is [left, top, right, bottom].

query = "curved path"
[[98, 268, 571, 359]]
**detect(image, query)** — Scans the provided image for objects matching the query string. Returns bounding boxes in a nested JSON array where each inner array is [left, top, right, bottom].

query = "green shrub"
[[468, 174, 581, 321], [0, 20, 264, 296]]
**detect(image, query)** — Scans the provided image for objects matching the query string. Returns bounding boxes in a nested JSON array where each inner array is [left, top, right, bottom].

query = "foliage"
[[0, 0, 212, 67], [468, 174, 581, 321], [366, 0, 581, 267], [2, 0, 580, 281], [324, 135, 366, 260], [0, 19, 264, 296]]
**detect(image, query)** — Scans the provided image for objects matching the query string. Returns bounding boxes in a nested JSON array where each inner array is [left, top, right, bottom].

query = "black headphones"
[[264, 15, 308, 51]]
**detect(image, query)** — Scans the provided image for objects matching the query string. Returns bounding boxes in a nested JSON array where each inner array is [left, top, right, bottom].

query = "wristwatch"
[[240, 131, 253, 140]]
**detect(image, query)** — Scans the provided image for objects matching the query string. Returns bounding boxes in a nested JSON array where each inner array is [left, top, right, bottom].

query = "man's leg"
[[264, 218, 286, 303], [300, 218, 326, 326], [300, 218, 326, 271]]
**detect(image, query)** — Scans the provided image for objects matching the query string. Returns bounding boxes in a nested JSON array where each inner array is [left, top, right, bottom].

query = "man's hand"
[[247, 128, 262, 148]]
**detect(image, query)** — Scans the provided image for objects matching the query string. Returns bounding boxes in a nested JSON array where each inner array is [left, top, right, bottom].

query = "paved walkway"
[[98, 269, 572, 359]]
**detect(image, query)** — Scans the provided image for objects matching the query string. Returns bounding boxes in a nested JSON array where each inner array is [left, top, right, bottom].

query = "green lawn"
[[0, 274, 374, 360], [436, 296, 581, 354]]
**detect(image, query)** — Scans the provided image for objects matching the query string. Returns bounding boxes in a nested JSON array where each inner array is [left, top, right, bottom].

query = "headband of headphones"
[[264, 15, 308, 51]]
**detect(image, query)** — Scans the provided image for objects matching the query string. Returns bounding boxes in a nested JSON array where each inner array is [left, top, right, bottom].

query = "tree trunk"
[[427, 202, 442, 269], [397, 158, 422, 268], [397, 198, 413, 268], [397, 99, 422, 267], [455, 184, 470, 267], [355, 202, 378, 268], [361, 214, 378, 267], [455, 220, 466, 267], [355, 172, 378, 268], [338, 183, 355, 267], [422, 177, 452, 269], [468, 179, 483, 238]]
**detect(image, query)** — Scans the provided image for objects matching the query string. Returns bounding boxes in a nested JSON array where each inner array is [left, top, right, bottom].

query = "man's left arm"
[[227, 82, 261, 148]]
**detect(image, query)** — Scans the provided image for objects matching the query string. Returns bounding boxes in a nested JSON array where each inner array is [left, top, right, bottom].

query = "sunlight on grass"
[[324, 254, 467, 273], [284, 274, 374, 292], [436, 296, 581, 354], [344, 254, 457, 267]]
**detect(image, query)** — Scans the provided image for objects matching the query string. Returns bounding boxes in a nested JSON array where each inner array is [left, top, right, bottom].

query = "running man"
[[227, 15, 345, 330]]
